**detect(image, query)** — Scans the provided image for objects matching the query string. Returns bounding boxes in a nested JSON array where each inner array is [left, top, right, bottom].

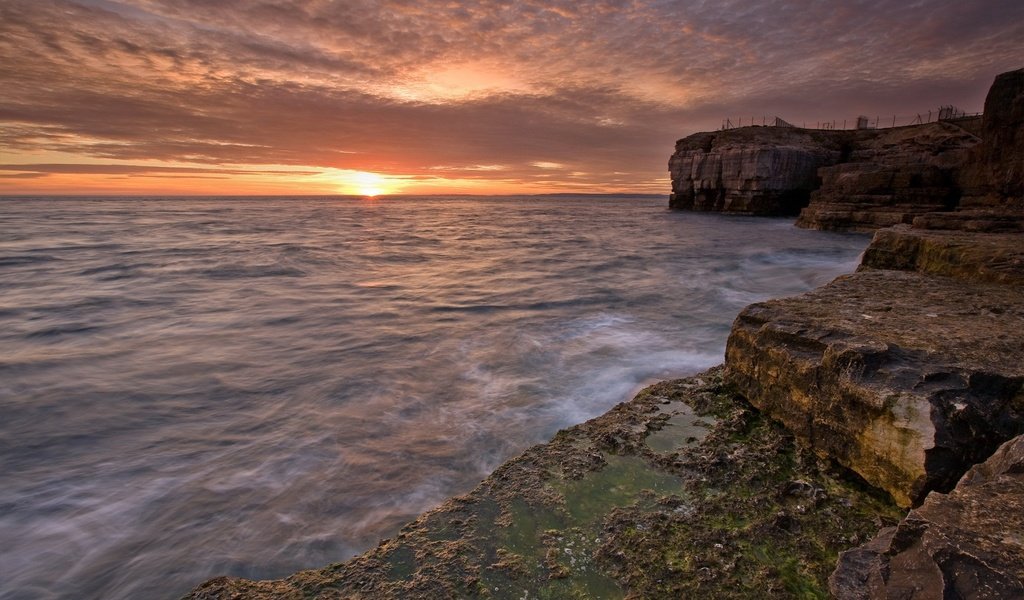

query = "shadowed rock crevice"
[[830, 435, 1024, 600]]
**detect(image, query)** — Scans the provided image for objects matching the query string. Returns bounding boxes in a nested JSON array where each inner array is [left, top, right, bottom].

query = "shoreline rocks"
[[183, 370, 905, 599], [724, 268, 1024, 508], [859, 225, 1024, 285]]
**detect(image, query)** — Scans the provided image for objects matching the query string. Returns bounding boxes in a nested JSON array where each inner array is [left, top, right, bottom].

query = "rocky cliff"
[[668, 128, 844, 215], [667, 122, 978, 227], [670, 69, 1024, 232], [959, 68, 1024, 209], [794, 123, 979, 231]]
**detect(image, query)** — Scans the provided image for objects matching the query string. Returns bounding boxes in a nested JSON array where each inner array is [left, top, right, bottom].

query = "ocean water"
[[0, 196, 868, 599]]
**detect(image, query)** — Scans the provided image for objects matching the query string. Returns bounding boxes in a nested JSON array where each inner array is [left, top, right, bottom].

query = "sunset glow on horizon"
[[1, 0, 1022, 196]]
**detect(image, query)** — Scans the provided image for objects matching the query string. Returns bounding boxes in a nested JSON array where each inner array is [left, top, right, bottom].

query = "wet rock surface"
[[830, 435, 1024, 599], [183, 368, 903, 599], [725, 270, 1024, 507]]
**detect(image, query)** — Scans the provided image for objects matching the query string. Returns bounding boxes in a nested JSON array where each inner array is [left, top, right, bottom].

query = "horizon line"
[[0, 192, 669, 199]]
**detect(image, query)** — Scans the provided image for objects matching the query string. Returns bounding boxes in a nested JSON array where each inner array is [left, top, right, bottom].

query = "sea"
[[0, 196, 869, 599]]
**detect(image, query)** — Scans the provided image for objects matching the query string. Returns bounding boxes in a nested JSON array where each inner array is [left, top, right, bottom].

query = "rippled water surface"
[[0, 196, 868, 599]]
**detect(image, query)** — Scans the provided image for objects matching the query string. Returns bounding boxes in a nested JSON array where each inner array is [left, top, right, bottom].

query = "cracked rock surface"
[[830, 434, 1024, 599], [725, 270, 1024, 507]]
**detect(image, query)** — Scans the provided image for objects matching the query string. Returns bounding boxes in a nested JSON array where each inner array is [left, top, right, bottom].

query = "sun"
[[319, 168, 401, 196], [352, 171, 387, 197]]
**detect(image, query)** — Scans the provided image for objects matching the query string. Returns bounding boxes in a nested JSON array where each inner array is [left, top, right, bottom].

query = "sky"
[[1, 0, 1022, 196]]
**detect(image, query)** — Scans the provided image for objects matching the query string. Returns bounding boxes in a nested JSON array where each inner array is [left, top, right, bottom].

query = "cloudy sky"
[[1, 0, 1021, 195]]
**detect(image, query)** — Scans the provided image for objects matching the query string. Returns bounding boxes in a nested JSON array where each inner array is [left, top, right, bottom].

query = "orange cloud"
[[1, 0, 1021, 195]]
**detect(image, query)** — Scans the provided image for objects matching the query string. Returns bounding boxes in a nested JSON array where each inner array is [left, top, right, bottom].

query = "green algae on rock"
[[184, 368, 903, 600]]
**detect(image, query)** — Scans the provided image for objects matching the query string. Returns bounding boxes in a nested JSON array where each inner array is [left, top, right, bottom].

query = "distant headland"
[[669, 69, 1022, 234]]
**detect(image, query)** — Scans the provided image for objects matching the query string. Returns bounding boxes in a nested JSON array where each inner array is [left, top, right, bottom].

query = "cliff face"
[[668, 122, 979, 228], [668, 128, 843, 215], [795, 123, 979, 231], [670, 68, 1024, 231], [960, 67, 1024, 209]]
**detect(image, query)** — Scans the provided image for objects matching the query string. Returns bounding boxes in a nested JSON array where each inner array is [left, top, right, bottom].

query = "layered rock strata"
[[668, 122, 979, 227], [829, 434, 1024, 599], [859, 225, 1024, 285], [668, 128, 844, 215], [911, 208, 1024, 233], [794, 123, 979, 232], [724, 269, 1024, 507]]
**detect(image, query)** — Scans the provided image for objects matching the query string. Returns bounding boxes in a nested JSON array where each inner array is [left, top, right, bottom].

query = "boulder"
[[724, 270, 1024, 507], [830, 434, 1024, 599]]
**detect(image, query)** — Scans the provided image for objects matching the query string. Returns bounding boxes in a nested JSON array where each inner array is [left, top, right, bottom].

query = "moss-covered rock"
[[183, 368, 903, 599]]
